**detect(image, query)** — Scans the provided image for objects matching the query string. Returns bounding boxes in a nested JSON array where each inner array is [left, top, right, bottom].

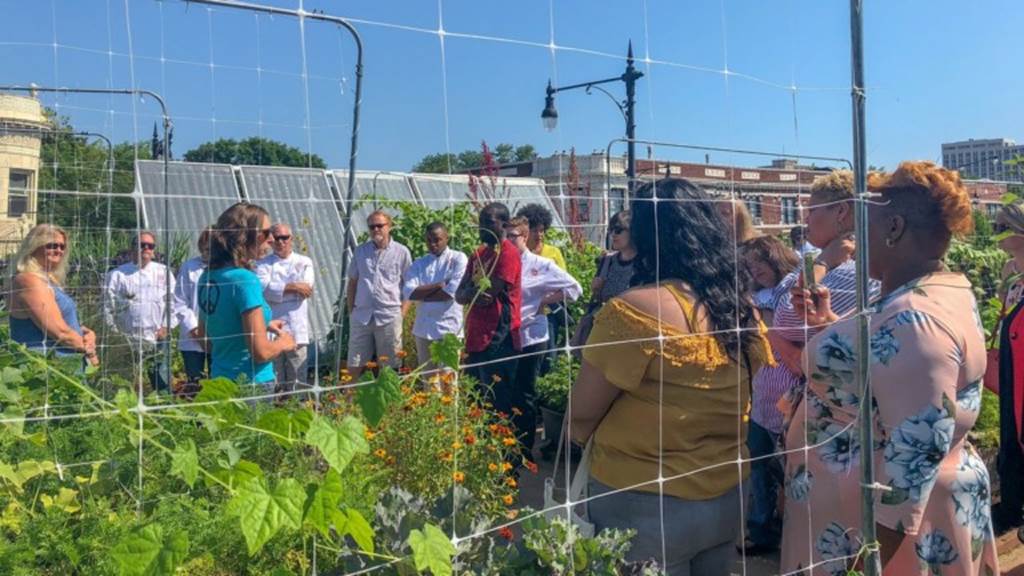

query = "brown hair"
[[717, 198, 758, 243], [741, 235, 800, 284], [209, 202, 271, 269], [810, 170, 854, 203], [868, 161, 973, 242]]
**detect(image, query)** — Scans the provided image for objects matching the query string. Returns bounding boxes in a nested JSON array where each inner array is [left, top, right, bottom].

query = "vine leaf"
[[357, 366, 402, 427], [170, 439, 199, 489], [303, 469, 343, 538], [230, 477, 305, 555], [255, 408, 313, 447], [431, 334, 463, 371], [337, 508, 374, 554], [194, 378, 243, 423], [408, 523, 455, 576], [111, 524, 189, 576], [305, 415, 369, 474]]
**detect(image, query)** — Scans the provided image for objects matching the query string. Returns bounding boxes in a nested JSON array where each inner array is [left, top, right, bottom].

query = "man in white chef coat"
[[256, 223, 315, 393], [104, 230, 176, 392]]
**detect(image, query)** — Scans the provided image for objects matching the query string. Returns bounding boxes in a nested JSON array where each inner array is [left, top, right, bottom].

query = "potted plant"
[[534, 354, 578, 457]]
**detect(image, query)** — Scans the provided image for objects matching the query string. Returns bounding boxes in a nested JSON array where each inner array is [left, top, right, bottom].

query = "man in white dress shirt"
[[402, 222, 467, 376], [173, 228, 211, 385], [104, 230, 176, 392], [507, 216, 582, 454], [257, 223, 315, 392]]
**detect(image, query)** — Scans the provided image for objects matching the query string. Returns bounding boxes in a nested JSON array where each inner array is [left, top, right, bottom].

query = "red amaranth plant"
[[565, 148, 587, 249], [467, 140, 510, 210]]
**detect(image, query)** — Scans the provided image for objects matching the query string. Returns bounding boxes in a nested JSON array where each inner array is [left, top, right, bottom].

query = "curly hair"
[[209, 202, 271, 270], [629, 178, 760, 359], [811, 169, 854, 203], [516, 203, 553, 230], [741, 235, 800, 284], [869, 161, 973, 243]]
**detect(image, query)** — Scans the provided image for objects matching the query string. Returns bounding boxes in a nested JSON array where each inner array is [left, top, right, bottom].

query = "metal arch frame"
[[183, 0, 365, 377]]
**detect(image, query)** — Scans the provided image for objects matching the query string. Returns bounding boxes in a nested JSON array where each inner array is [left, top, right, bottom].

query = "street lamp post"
[[541, 41, 644, 197]]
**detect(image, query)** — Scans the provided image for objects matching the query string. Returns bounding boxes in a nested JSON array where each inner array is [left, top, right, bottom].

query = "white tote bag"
[[542, 436, 595, 538]]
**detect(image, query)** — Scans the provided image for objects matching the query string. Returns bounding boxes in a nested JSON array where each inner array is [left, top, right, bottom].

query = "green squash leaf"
[[170, 439, 200, 489], [303, 469, 343, 538], [230, 477, 305, 555], [357, 366, 402, 427], [255, 408, 313, 446], [111, 524, 189, 576], [408, 523, 455, 576], [342, 508, 374, 554], [194, 378, 243, 423], [431, 334, 463, 370], [305, 415, 369, 474]]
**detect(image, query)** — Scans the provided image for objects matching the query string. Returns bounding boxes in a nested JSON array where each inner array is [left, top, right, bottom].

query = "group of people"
[[8, 159, 1023, 575], [8, 208, 316, 394], [567, 162, 1011, 575]]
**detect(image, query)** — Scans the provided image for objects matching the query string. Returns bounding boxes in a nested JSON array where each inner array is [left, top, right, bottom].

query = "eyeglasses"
[[139, 242, 157, 250], [274, 235, 291, 242], [368, 223, 387, 230], [610, 226, 628, 235], [258, 228, 272, 238], [45, 242, 66, 251]]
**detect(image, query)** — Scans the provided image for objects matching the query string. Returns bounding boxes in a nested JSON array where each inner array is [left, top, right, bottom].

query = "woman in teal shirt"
[[197, 202, 295, 391]]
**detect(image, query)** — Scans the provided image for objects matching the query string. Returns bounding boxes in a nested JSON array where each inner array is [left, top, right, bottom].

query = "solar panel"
[[332, 171, 418, 240], [410, 173, 563, 226], [238, 166, 346, 349], [136, 160, 242, 258]]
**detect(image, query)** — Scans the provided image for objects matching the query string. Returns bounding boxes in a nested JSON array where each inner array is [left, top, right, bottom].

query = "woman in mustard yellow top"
[[570, 178, 773, 575]]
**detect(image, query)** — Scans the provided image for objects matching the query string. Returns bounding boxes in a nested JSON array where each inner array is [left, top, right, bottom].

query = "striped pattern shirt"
[[751, 260, 879, 434]]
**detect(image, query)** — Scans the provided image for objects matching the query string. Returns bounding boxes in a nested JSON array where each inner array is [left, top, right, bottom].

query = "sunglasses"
[[610, 226, 628, 235], [45, 242, 66, 251], [368, 223, 388, 230], [139, 242, 157, 250], [274, 235, 291, 242], [258, 228, 272, 238]]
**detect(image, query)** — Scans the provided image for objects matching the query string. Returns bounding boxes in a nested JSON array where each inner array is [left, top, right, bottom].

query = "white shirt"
[[256, 252, 316, 345], [402, 248, 468, 340], [173, 256, 206, 353], [349, 240, 412, 327], [104, 261, 176, 344], [519, 250, 582, 348]]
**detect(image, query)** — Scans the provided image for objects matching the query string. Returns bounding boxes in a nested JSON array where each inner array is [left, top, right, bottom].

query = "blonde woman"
[[8, 224, 98, 364]]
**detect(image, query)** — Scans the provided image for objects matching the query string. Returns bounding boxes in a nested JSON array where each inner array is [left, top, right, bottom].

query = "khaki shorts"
[[347, 318, 402, 369]]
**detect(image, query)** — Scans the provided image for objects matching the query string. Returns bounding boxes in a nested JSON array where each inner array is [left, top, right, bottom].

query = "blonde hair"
[[869, 161, 973, 239], [508, 216, 530, 237], [718, 198, 758, 243], [13, 224, 70, 286], [810, 170, 854, 203]]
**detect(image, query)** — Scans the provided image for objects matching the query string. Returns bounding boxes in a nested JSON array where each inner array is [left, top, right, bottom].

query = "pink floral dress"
[[780, 272, 999, 575]]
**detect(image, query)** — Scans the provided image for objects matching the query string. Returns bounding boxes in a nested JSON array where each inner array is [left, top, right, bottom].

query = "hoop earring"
[[885, 238, 895, 248]]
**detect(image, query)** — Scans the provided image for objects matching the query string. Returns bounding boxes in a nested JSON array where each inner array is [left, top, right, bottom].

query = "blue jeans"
[[181, 351, 209, 383], [746, 420, 783, 547]]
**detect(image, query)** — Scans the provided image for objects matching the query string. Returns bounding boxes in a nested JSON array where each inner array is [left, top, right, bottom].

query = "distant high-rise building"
[[941, 138, 1023, 182]]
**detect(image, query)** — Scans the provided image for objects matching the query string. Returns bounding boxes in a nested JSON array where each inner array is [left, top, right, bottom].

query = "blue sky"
[[2, 0, 1022, 173]]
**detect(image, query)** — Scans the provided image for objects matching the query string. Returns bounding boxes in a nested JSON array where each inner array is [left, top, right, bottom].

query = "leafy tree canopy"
[[412, 143, 537, 174], [183, 137, 326, 169]]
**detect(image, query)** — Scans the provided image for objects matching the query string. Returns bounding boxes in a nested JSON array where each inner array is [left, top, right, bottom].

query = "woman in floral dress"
[[780, 162, 999, 575]]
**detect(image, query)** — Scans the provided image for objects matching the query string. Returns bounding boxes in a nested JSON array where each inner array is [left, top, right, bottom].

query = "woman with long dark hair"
[[197, 202, 295, 392], [569, 178, 773, 574]]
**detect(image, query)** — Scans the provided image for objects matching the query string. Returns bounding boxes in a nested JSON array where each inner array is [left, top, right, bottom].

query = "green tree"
[[183, 137, 326, 169], [411, 143, 537, 173]]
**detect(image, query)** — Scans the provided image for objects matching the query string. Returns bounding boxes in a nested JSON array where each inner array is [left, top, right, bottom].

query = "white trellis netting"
[[4, 1, 1000, 575]]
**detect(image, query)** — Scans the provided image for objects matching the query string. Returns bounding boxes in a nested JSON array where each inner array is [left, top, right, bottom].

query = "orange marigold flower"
[[506, 477, 517, 488], [502, 494, 514, 506], [373, 448, 387, 459], [491, 374, 502, 383], [468, 406, 483, 419], [340, 374, 353, 383], [364, 430, 377, 440], [378, 355, 390, 363], [401, 385, 412, 395], [396, 350, 408, 358], [441, 451, 453, 462], [340, 368, 350, 375], [365, 361, 378, 369], [464, 434, 477, 445], [451, 441, 463, 450], [498, 526, 514, 541], [488, 463, 499, 473], [506, 509, 519, 520], [502, 462, 513, 472], [386, 456, 396, 465], [453, 471, 466, 483], [511, 407, 523, 416], [502, 437, 517, 447], [525, 460, 539, 474], [488, 424, 499, 434], [434, 413, 447, 424], [497, 411, 509, 420], [440, 395, 453, 405]]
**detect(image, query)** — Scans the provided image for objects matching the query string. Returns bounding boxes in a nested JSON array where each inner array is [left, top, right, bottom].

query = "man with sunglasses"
[[256, 223, 316, 393], [347, 210, 412, 380], [103, 230, 176, 392]]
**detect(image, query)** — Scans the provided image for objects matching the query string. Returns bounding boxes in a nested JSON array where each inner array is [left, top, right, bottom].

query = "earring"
[[885, 238, 895, 248]]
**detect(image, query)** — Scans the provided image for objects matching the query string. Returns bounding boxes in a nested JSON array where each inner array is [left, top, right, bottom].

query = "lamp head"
[[541, 81, 558, 132]]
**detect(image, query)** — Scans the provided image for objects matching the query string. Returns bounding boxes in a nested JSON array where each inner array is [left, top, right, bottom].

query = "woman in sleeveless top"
[[7, 224, 97, 364], [570, 179, 773, 575]]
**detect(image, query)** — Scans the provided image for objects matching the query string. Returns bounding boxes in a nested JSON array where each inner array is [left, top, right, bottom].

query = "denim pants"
[[746, 420, 783, 547], [588, 478, 741, 576], [181, 350, 209, 383]]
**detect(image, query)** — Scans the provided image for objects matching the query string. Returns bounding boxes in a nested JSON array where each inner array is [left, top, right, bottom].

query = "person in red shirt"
[[456, 203, 525, 448]]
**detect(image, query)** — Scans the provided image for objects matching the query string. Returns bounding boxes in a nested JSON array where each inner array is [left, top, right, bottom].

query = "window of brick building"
[[7, 170, 31, 218]]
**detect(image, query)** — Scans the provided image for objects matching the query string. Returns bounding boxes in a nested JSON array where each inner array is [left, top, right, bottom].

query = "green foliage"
[[183, 137, 326, 169], [305, 415, 370, 474], [357, 366, 403, 427], [972, 210, 995, 249], [367, 198, 480, 259], [945, 240, 1008, 305], [230, 476, 306, 555], [110, 524, 189, 576], [412, 144, 536, 173], [545, 227, 604, 320], [408, 524, 456, 576], [535, 354, 578, 413]]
